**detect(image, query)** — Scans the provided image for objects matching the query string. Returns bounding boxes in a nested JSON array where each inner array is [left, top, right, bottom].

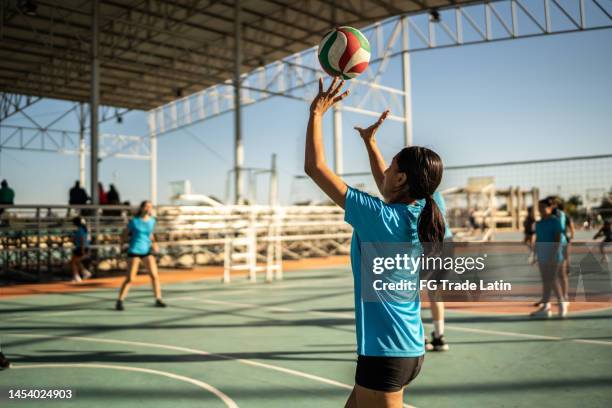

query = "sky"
[[1, 28, 611, 206]]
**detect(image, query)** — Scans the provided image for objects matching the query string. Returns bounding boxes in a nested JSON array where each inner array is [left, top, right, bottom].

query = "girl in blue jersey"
[[305, 78, 445, 408], [71, 216, 92, 283], [116, 200, 166, 311], [531, 198, 567, 318], [550, 197, 574, 300]]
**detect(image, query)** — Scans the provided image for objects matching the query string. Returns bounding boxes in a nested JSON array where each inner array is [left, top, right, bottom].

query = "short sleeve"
[[433, 192, 453, 239], [344, 186, 385, 233], [433, 191, 446, 214]]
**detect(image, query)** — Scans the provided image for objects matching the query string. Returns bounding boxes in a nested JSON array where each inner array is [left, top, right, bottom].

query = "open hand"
[[354, 110, 389, 142], [310, 77, 350, 116]]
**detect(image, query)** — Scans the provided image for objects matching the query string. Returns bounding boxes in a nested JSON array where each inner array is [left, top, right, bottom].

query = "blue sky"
[[1, 29, 611, 205]]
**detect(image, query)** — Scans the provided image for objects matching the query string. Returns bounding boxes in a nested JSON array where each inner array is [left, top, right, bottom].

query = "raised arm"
[[354, 110, 390, 195], [304, 78, 350, 208]]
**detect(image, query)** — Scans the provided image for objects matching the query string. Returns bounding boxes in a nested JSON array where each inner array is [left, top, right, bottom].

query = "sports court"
[[2, 1, 612, 407], [2, 261, 612, 408]]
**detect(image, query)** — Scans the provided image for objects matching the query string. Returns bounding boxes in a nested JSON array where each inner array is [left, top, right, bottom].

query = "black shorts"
[[72, 248, 89, 257], [355, 354, 424, 392], [127, 252, 152, 259]]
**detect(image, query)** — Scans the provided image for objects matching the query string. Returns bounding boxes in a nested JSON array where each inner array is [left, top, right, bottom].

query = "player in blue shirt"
[[116, 200, 166, 311], [305, 78, 445, 407], [531, 198, 567, 318], [549, 196, 574, 301], [70, 216, 92, 283]]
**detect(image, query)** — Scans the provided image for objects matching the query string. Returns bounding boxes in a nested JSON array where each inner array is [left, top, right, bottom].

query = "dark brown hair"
[[136, 200, 151, 218], [396, 146, 445, 253]]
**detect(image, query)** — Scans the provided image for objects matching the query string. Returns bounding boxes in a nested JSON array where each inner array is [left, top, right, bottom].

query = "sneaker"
[[530, 305, 551, 318], [430, 332, 449, 352], [0, 352, 11, 370], [82, 269, 92, 279], [155, 299, 167, 308], [559, 302, 569, 318], [71, 276, 82, 283], [425, 336, 433, 352], [115, 300, 124, 311]]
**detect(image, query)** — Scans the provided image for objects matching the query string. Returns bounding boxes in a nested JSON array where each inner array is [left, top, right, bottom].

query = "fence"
[[0, 204, 351, 283], [291, 154, 612, 209]]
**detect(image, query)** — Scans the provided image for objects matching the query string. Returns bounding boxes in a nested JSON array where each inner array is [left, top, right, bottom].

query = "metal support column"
[[90, 0, 100, 205], [148, 111, 158, 205], [401, 16, 414, 147], [234, 0, 244, 204], [269, 153, 278, 206], [78, 103, 86, 188], [333, 105, 343, 174]]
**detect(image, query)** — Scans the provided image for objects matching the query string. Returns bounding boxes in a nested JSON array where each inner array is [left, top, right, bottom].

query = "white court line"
[[176, 297, 612, 347], [5, 310, 83, 322], [12, 363, 238, 408], [7, 334, 415, 408]]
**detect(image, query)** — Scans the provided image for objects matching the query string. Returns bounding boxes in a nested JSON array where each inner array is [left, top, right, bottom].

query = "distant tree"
[[565, 195, 582, 218]]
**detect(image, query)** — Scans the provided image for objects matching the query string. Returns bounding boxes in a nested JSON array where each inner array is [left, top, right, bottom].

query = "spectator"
[[105, 184, 122, 217], [98, 182, 108, 205], [107, 184, 121, 205], [0, 179, 15, 217], [69, 181, 89, 205]]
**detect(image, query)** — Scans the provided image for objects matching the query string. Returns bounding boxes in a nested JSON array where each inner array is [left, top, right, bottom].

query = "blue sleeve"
[[344, 186, 385, 234], [127, 218, 134, 232], [433, 191, 446, 214], [433, 192, 453, 239]]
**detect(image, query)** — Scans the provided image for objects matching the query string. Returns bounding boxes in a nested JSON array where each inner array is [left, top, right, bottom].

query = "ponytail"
[[418, 195, 446, 255], [396, 146, 445, 254]]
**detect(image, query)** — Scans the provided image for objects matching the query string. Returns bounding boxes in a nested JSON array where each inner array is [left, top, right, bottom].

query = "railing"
[[0, 204, 351, 282]]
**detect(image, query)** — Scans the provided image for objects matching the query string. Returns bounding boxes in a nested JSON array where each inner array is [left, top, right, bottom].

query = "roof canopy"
[[1, 0, 477, 110]]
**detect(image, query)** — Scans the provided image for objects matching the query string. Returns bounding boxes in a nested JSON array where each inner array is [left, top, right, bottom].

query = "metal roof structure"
[[1, 0, 483, 111], [1, 0, 611, 205]]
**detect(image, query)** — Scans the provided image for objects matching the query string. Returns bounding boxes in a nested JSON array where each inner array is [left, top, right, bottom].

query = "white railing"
[[0, 204, 351, 282]]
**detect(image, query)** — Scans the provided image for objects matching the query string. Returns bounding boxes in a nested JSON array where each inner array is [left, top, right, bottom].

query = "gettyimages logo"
[[360, 242, 612, 303]]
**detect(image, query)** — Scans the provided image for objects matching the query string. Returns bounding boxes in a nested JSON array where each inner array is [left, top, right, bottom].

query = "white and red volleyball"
[[317, 26, 370, 80]]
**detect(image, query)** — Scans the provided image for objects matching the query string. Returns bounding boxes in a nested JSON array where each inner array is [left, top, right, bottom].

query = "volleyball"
[[318, 26, 370, 80]]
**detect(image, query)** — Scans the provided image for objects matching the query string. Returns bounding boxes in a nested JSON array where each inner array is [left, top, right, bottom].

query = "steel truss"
[[0, 96, 143, 159], [0, 124, 150, 160], [0, 93, 43, 122], [149, 0, 612, 136]]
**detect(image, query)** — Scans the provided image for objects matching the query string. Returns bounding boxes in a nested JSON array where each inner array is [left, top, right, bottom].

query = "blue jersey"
[[535, 217, 563, 263], [128, 217, 156, 255], [555, 210, 569, 244], [73, 226, 90, 249], [344, 187, 449, 357]]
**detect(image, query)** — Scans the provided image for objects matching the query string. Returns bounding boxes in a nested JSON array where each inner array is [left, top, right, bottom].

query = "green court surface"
[[1, 267, 611, 408]]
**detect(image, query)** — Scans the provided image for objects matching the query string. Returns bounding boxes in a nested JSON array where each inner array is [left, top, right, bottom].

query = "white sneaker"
[[559, 302, 569, 318], [530, 304, 551, 318], [82, 269, 92, 279], [71, 276, 82, 283]]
